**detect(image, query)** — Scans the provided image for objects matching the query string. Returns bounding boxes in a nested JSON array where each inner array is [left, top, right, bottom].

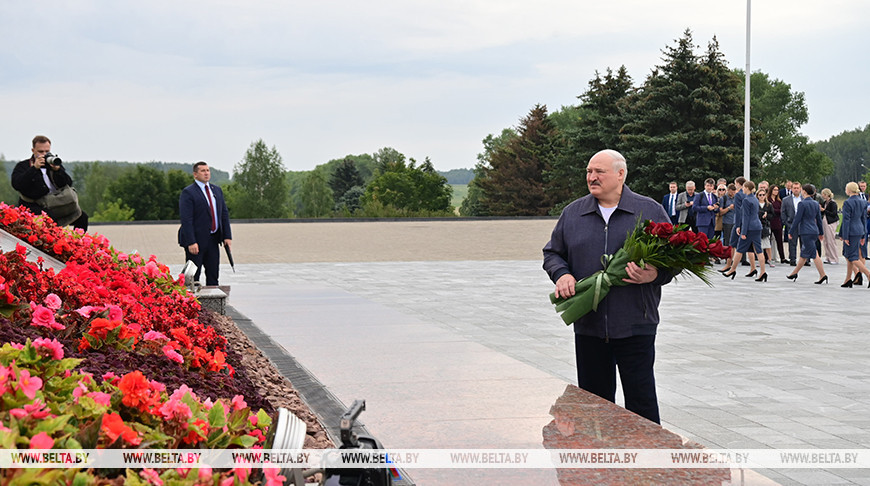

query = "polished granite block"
[[543, 384, 734, 485]]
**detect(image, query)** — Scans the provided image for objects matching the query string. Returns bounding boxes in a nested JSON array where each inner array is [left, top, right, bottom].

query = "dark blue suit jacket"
[[789, 197, 823, 238], [839, 195, 868, 238], [178, 182, 232, 248]]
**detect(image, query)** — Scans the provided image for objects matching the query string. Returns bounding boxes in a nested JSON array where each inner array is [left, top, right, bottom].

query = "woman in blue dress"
[[723, 181, 767, 281], [785, 184, 827, 284], [839, 182, 870, 287]]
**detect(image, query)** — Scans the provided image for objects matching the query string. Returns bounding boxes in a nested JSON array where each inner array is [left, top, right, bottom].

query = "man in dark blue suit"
[[661, 181, 679, 225], [178, 161, 232, 286]]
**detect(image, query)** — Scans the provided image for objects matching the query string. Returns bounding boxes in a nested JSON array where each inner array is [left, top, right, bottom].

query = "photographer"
[[11, 135, 88, 231]]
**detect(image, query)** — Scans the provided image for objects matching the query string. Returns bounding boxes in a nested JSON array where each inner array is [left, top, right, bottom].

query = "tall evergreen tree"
[[477, 105, 560, 216], [329, 158, 365, 201], [620, 29, 743, 196], [550, 66, 634, 210]]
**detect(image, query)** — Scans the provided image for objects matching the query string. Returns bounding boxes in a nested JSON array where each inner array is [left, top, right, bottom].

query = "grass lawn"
[[450, 184, 468, 211]]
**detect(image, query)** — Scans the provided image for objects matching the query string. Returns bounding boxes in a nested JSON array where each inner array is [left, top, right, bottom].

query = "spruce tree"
[[620, 29, 743, 196], [477, 105, 559, 216]]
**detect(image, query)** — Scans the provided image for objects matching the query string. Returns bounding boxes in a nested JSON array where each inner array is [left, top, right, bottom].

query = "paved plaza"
[[96, 221, 870, 485]]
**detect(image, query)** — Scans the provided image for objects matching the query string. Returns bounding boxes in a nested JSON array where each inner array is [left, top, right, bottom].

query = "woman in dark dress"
[[839, 182, 870, 287], [769, 185, 786, 264], [786, 184, 828, 284], [723, 181, 767, 282]]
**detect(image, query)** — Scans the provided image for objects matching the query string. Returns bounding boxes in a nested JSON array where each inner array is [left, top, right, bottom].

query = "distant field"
[[450, 184, 468, 210]]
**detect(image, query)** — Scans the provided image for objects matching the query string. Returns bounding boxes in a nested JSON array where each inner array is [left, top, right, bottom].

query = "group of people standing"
[[662, 178, 870, 287]]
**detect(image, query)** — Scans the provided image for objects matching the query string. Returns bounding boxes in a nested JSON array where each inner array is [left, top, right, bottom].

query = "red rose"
[[693, 235, 709, 251], [650, 222, 674, 238], [668, 231, 693, 246]]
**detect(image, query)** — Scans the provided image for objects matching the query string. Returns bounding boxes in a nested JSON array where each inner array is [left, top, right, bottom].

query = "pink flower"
[[29, 431, 55, 449], [140, 468, 163, 486], [10, 400, 50, 419], [107, 305, 123, 322], [44, 293, 62, 311], [219, 477, 234, 486], [74, 305, 102, 318], [231, 395, 248, 411], [73, 382, 89, 400], [248, 414, 258, 427], [30, 305, 58, 329], [264, 468, 287, 486], [17, 369, 43, 400], [143, 330, 168, 341], [232, 465, 251, 484], [87, 392, 112, 406], [32, 337, 64, 360], [162, 345, 184, 364], [197, 467, 213, 481], [159, 398, 193, 422], [102, 371, 120, 385], [169, 384, 196, 401], [149, 380, 166, 392], [131, 253, 143, 264], [117, 252, 129, 262], [8, 342, 23, 350], [0, 366, 13, 393], [144, 261, 161, 279], [0, 420, 11, 433]]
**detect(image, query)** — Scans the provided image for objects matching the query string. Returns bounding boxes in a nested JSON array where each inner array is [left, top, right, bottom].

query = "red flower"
[[182, 418, 208, 445], [646, 222, 674, 238], [101, 412, 142, 445], [691, 231, 709, 251], [118, 371, 157, 412], [668, 231, 694, 246], [87, 318, 121, 340]]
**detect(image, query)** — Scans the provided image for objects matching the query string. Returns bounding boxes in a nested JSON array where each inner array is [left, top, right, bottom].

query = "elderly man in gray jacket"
[[543, 149, 674, 424]]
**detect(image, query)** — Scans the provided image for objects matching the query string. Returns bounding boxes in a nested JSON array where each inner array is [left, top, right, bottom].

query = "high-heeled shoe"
[[786, 273, 798, 281], [854, 274, 864, 286], [815, 275, 828, 285], [841, 280, 853, 288], [745, 269, 758, 278], [755, 273, 767, 282], [722, 271, 736, 280]]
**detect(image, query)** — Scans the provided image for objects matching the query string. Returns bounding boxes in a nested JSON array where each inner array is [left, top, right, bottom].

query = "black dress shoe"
[[815, 275, 828, 285], [755, 273, 768, 282], [786, 273, 798, 281], [789, 261, 796, 266], [745, 269, 758, 278], [841, 281, 853, 288], [854, 274, 864, 286]]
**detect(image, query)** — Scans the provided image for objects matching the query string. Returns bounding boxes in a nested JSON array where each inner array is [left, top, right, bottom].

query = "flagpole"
[[744, 0, 751, 180]]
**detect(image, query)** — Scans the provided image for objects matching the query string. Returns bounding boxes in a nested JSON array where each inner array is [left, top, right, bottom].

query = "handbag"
[[37, 186, 83, 227]]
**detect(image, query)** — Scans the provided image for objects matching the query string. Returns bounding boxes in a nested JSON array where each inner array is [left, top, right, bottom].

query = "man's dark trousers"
[[575, 334, 660, 424], [184, 232, 221, 286]]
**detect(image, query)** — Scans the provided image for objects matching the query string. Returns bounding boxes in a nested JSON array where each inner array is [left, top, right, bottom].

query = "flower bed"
[[0, 204, 325, 485]]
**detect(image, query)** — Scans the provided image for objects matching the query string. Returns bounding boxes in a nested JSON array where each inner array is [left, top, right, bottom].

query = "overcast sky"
[[1, 1, 866, 174]]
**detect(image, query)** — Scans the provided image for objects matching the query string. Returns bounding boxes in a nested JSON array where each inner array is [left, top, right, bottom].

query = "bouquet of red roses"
[[549, 220, 731, 325]]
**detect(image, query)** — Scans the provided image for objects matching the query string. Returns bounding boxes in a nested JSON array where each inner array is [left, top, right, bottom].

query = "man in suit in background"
[[178, 161, 232, 286], [676, 181, 698, 232], [693, 178, 719, 238], [782, 181, 802, 266], [661, 181, 679, 225]]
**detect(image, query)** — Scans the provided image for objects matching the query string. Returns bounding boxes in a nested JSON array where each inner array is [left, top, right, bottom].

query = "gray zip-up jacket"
[[543, 185, 673, 339]]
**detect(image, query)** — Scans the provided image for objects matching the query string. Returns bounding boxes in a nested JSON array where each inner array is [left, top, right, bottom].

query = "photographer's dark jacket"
[[543, 185, 673, 340], [11, 158, 74, 215]]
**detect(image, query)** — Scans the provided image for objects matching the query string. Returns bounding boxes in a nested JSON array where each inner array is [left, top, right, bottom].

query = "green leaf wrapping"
[[549, 248, 631, 325]]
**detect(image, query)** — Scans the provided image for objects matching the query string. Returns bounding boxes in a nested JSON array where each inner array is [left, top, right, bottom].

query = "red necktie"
[[205, 184, 216, 232]]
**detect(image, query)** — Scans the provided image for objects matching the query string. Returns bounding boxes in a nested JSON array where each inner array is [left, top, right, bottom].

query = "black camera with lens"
[[44, 153, 62, 166]]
